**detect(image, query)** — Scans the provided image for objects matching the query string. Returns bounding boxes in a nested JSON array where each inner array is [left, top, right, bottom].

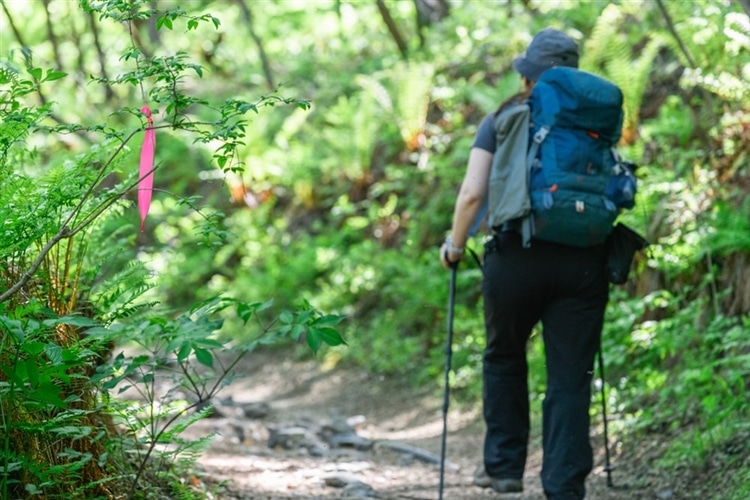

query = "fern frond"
[[392, 61, 434, 150], [352, 88, 382, 171], [580, 3, 625, 72], [356, 62, 434, 151], [608, 38, 663, 135], [163, 404, 216, 439], [581, 3, 664, 143], [355, 74, 393, 113], [320, 91, 382, 178], [91, 260, 157, 323], [708, 199, 750, 256]]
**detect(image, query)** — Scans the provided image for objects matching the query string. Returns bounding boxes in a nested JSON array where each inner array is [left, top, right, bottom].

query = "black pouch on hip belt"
[[605, 223, 649, 284]]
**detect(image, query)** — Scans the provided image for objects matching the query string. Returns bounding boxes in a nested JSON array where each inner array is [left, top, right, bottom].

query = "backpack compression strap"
[[521, 126, 550, 247]]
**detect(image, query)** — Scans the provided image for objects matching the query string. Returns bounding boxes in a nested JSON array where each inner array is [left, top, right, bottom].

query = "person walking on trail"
[[439, 28, 609, 500]]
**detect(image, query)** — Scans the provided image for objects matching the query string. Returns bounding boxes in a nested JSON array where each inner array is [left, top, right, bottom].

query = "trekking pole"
[[439, 257, 458, 500], [597, 347, 614, 488]]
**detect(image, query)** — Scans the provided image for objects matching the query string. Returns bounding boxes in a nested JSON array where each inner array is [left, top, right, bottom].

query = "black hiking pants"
[[481, 231, 608, 500]]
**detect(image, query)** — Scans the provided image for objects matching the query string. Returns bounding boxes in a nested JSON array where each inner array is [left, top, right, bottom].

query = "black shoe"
[[472, 465, 492, 488], [472, 465, 523, 493], [491, 478, 523, 493]]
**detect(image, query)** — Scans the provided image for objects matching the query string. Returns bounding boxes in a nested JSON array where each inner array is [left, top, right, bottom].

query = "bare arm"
[[440, 147, 493, 268]]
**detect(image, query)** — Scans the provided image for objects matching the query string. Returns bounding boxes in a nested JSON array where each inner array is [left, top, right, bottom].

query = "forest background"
[[1, 0, 750, 499]]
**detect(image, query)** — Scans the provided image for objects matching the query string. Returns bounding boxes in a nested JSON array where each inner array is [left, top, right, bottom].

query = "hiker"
[[440, 28, 609, 499]]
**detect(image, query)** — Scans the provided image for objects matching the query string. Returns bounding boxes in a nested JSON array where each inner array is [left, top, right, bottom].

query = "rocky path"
[[179, 348, 651, 499]]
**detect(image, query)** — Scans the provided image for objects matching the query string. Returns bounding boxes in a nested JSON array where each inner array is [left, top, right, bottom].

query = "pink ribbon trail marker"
[[138, 105, 156, 232]]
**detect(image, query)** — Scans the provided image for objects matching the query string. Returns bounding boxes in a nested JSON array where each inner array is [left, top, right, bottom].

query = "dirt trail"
[[181, 348, 650, 499]]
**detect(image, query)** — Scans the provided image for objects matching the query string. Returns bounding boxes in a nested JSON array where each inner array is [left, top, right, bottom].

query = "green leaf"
[[239, 103, 258, 114], [28, 67, 43, 80], [315, 327, 346, 347], [0, 318, 25, 342], [2, 461, 23, 473], [176, 343, 192, 363], [0, 68, 12, 84], [187, 19, 198, 31], [194, 347, 213, 368], [117, 384, 132, 394], [290, 324, 305, 341], [194, 338, 224, 349], [45, 315, 97, 328], [237, 302, 257, 324], [306, 328, 322, 353], [43, 70, 67, 82], [297, 310, 313, 323], [25, 483, 43, 495], [20, 360, 35, 385], [50, 425, 87, 437], [64, 316, 97, 327], [28, 382, 65, 408], [156, 16, 173, 31], [279, 311, 294, 324], [312, 314, 343, 328], [0, 363, 25, 387], [21, 341, 45, 355], [44, 343, 64, 365]]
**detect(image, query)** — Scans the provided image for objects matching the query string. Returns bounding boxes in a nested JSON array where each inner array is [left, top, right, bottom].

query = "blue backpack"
[[519, 66, 636, 248]]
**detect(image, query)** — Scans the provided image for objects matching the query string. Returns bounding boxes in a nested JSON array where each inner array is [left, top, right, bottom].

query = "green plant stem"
[[1, 118, 223, 305], [124, 349, 248, 499]]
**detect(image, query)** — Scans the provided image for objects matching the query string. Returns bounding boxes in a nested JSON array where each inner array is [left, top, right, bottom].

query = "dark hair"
[[494, 89, 531, 118]]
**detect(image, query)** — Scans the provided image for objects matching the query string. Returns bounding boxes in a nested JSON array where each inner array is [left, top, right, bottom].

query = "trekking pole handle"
[[443, 250, 460, 270], [442, 240, 462, 270]]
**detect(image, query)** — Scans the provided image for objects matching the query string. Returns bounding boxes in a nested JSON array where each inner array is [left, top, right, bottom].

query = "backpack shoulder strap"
[[484, 102, 533, 235], [492, 101, 530, 137]]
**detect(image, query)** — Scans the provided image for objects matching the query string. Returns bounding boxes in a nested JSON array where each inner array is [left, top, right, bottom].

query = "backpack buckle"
[[533, 127, 549, 144]]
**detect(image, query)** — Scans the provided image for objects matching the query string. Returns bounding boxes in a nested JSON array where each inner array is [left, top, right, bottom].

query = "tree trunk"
[[720, 250, 750, 316], [655, 0, 697, 68], [236, 0, 275, 89], [88, 11, 115, 101], [413, 0, 449, 47], [518, 0, 540, 15], [41, 0, 64, 70], [1, 0, 30, 60], [376, 0, 409, 60]]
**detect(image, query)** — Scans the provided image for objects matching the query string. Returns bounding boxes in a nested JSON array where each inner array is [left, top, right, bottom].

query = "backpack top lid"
[[531, 67, 624, 144]]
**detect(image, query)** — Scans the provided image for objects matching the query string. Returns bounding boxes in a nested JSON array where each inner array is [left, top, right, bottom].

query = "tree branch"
[[413, 0, 449, 48], [41, 0, 64, 70], [236, 0, 275, 90], [0, 103, 253, 305], [88, 10, 115, 102], [0, 126, 137, 305], [655, 0, 697, 68], [0, 0, 28, 52], [376, 0, 409, 60]]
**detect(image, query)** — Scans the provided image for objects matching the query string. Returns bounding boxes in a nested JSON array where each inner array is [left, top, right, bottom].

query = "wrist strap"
[[445, 236, 465, 254]]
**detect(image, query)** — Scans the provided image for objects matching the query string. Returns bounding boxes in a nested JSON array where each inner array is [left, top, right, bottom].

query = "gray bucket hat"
[[512, 28, 579, 81]]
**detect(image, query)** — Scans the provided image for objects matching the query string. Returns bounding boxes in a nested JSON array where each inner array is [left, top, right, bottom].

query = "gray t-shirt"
[[471, 113, 498, 153]]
